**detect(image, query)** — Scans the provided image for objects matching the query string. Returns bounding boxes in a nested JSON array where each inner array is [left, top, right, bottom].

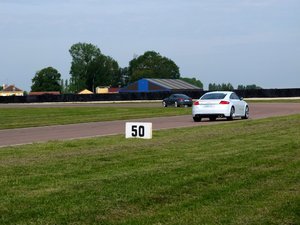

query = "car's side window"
[[230, 93, 239, 100]]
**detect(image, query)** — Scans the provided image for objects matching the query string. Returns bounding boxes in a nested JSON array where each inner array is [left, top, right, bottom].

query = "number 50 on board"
[[125, 122, 152, 139]]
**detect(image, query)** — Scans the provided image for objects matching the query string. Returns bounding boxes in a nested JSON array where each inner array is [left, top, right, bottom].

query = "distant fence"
[[1, 88, 300, 104], [234, 88, 300, 98]]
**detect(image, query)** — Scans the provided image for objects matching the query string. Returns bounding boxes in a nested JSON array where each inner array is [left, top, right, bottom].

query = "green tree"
[[238, 84, 262, 90], [221, 83, 234, 91], [208, 83, 234, 91], [60, 79, 71, 94], [208, 83, 219, 91], [86, 55, 120, 91], [69, 43, 102, 92], [64, 79, 70, 93], [31, 67, 62, 92], [69, 42, 121, 93], [128, 51, 180, 82], [180, 77, 203, 88], [237, 85, 245, 90], [119, 67, 130, 87]]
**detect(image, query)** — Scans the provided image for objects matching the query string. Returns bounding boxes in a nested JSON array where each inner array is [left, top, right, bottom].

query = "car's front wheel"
[[242, 106, 249, 119], [175, 101, 179, 107]]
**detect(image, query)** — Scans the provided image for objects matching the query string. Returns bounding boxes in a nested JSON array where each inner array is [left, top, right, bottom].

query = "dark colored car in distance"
[[162, 94, 193, 107]]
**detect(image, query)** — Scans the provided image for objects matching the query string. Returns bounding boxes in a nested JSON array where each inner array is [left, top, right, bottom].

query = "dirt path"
[[0, 103, 299, 147]]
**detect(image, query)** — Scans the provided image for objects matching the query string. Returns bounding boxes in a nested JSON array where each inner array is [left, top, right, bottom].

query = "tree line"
[[30, 42, 203, 93], [30, 42, 261, 93], [208, 83, 262, 91]]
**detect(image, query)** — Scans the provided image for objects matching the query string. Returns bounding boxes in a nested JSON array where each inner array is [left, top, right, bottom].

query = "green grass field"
[[1, 100, 300, 130], [0, 115, 299, 224], [0, 107, 191, 130], [246, 99, 300, 103]]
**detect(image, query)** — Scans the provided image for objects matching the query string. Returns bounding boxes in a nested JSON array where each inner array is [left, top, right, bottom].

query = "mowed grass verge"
[[0, 115, 299, 224], [246, 99, 300, 103], [0, 107, 190, 129]]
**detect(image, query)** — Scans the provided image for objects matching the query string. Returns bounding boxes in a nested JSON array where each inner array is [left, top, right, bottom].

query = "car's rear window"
[[201, 93, 226, 100], [175, 94, 189, 98]]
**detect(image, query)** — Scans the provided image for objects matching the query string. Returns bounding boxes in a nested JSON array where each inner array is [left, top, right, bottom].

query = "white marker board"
[[125, 122, 152, 139]]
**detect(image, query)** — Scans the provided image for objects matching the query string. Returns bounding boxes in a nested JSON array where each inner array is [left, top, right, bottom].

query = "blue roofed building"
[[119, 78, 202, 93]]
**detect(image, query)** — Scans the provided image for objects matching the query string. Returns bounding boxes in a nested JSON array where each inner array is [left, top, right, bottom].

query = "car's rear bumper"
[[179, 102, 193, 106], [192, 113, 226, 119], [192, 105, 231, 117]]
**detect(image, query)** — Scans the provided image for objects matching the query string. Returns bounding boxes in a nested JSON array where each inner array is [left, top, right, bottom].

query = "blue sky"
[[1, 0, 299, 91]]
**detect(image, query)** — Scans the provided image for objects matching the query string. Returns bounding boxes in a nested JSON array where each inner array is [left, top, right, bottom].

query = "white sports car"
[[192, 91, 249, 122]]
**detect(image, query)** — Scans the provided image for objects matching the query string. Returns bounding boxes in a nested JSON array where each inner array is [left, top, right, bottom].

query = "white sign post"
[[125, 122, 152, 139]]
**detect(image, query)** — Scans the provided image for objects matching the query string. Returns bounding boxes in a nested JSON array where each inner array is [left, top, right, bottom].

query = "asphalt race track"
[[0, 103, 300, 148]]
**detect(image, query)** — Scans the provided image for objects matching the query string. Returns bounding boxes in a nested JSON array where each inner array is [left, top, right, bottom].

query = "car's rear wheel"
[[242, 106, 249, 119], [227, 107, 235, 120], [162, 101, 167, 107], [175, 101, 179, 107], [193, 116, 202, 122]]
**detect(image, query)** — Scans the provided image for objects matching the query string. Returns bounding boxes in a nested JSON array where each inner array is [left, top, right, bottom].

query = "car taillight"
[[194, 101, 200, 105], [179, 98, 184, 101], [219, 100, 230, 104]]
